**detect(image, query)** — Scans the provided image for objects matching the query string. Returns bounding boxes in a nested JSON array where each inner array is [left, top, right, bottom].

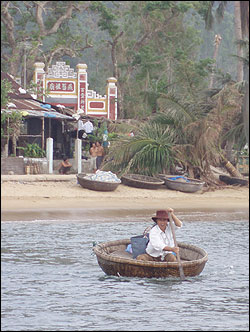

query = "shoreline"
[[1, 175, 249, 219], [1, 194, 249, 211]]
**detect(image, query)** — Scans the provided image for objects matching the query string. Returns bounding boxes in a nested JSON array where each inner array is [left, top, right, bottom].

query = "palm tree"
[[102, 122, 178, 176], [151, 80, 246, 182]]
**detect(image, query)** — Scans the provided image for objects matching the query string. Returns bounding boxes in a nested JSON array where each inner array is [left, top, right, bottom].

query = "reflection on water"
[[1, 210, 249, 331]]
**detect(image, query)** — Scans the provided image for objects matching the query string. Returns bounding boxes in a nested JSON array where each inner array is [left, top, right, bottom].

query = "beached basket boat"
[[93, 239, 208, 278], [121, 174, 165, 189], [219, 175, 248, 186], [77, 173, 121, 191], [160, 175, 205, 193]]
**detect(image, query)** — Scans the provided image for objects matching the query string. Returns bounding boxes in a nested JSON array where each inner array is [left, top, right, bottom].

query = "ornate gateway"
[[33, 61, 117, 120]]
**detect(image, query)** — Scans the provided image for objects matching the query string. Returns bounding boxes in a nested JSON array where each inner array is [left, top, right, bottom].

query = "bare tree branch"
[[35, 1, 49, 35], [1, 1, 15, 46], [46, 3, 74, 35], [44, 34, 93, 69]]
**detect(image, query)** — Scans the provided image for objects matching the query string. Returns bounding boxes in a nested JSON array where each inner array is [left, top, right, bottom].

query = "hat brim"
[[152, 217, 169, 222]]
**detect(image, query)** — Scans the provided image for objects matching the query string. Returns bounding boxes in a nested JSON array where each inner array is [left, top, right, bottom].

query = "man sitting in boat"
[[137, 208, 182, 262]]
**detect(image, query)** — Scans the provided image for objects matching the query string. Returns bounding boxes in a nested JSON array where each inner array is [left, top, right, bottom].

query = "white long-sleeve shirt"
[[146, 222, 182, 259], [83, 120, 93, 133], [78, 120, 85, 130]]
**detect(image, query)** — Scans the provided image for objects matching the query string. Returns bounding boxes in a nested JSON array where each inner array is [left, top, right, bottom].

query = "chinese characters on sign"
[[79, 82, 86, 112], [47, 81, 75, 92]]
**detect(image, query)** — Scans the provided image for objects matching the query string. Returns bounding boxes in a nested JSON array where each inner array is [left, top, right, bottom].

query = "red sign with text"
[[47, 81, 75, 92], [79, 82, 86, 112]]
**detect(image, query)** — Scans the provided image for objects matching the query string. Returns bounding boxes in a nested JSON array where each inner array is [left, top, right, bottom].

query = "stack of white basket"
[[85, 170, 121, 183]]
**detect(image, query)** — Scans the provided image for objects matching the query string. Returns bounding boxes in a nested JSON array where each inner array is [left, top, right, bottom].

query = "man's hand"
[[172, 246, 179, 254], [166, 207, 174, 213], [163, 246, 179, 253]]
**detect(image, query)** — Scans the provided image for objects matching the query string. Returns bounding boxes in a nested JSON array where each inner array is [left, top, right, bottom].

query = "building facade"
[[33, 62, 118, 120]]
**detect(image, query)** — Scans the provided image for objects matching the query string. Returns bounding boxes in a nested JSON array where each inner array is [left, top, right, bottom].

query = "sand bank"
[[1, 174, 249, 214]]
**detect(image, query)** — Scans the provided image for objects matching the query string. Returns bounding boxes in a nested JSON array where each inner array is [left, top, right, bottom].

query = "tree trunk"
[[9, 48, 22, 78], [109, 32, 124, 119], [234, 1, 244, 82], [225, 139, 235, 163], [209, 34, 222, 88], [243, 74, 249, 145], [239, 1, 249, 145], [221, 158, 243, 178], [240, 1, 249, 39], [117, 84, 124, 119], [12, 135, 17, 157]]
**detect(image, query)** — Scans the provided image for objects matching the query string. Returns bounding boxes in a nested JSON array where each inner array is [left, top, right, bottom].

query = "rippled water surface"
[[1, 210, 249, 331]]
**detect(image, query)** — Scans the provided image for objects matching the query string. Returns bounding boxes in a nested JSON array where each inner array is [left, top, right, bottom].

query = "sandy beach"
[[1, 174, 249, 215]]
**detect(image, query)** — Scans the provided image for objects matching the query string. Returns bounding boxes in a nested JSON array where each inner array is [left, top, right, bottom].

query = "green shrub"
[[18, 143, 46, 158]]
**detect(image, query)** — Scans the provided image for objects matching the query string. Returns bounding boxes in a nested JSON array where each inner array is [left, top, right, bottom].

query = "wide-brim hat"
[[152, 210, 169, 222]]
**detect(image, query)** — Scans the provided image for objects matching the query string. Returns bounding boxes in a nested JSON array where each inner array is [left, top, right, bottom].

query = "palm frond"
[[102, 123, 178, 176]]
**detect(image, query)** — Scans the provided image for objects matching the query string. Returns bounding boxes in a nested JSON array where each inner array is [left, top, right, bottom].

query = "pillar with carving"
[[76, 64, 88, 114], [33, 62, 45, 101], [106, 77, 117, 120]]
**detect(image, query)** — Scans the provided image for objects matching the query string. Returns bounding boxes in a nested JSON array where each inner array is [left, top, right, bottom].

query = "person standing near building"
[[83, 120, 94, 135], [96, 141, 105, 170], [89, 142, 98, 172], [77, 119, 85, 139], [102, 127, 108, 147]]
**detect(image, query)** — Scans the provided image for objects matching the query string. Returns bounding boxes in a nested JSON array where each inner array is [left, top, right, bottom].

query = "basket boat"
[[93, 239, 208, 278], [219, 175, 248, 186], [121, 174, 165, 189], [160, 175, 205, 193], [77, 173, 121, 191]]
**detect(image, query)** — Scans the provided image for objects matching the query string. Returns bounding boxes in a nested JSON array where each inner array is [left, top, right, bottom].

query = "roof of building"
[[1, 72, 33, 99], [2, 108, 74, 120], [1, 72, 74, 120]]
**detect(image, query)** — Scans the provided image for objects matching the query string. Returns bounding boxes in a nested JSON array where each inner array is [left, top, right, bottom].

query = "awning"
[[2, 108, 74, 120]]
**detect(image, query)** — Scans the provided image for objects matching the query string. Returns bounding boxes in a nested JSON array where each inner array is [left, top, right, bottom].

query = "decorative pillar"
[[106, 77, 117, 120], [74, 138, 82, 174], [46, 137, 53, 174], [76, 64, 88, 114], [41, 117, 45, 150], [33, 62, 45, 101]]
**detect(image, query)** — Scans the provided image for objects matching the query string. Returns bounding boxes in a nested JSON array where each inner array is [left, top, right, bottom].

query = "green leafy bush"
[[18, 143, 46, 158]]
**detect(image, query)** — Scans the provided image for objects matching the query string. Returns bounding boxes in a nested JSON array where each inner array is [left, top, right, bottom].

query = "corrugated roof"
[[2, 108, 74, 120], [1, 72, 33, 99], [6, 98, 48, 111], [1, 72, 75, 120]]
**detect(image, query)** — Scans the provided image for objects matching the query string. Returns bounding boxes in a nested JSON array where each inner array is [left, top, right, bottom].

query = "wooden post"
[[6, 116, 10, 156], [168, 212, 186, 281], [41, 117, 45, 150]]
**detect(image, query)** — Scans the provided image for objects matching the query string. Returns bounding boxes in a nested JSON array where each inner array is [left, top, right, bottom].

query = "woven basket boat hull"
[[160, 175, 205, 193], [77, 173, 121, 191], [121, 174, 164, 189], [219, 175, 248, 186], [93, 239, 208, 278]]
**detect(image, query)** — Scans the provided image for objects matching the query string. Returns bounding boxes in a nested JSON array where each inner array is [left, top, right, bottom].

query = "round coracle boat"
[[93, 239, 208, 278], [77, 173, 121, 191], [160, 175, 205, 193], [219, 175, 248, 186], [121, 174, 165, 189]]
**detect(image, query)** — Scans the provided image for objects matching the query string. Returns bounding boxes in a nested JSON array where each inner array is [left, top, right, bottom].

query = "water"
[[1, 210, 249, 331]]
